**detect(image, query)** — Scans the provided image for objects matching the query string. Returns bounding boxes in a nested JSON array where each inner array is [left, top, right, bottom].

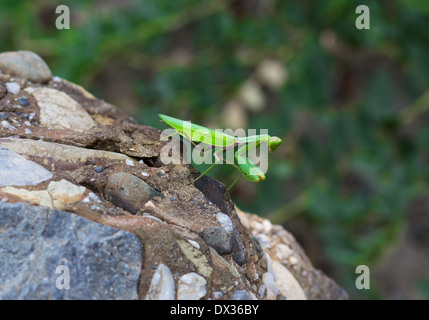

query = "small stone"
[[145, 264, 175, 300], [104, 172, 162, 214], [125, 159, 134, 166], [0, 51, 52, 82], [231, 230, 247, 266], [5, 82, 20, 95], [94, 166, 103, 173], [216, 212, 234, 234], [201, 227, 233, 255], [213, 291, 223, 299], [157, 169, 165, 176], [141, 171, 149, 177], [271, 260, 306, 300], [177, 272, 207, 300], [0, 148, 53, 187], [24, 128, 32, 134], [24, 87, 95, 132], [1, 120, 11, 129], [47, 179, 86, 210], [24, 121, 31, 126], [233, 289, 256, 300], [187, 239, 200, 249], [17, 97, 30, 107]]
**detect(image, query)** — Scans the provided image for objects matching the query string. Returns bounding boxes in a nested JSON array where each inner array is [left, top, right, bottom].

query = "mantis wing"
[[159, 114, 237, 148]]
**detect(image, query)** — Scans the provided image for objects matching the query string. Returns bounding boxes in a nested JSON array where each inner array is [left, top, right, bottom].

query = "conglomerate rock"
[[0, 50, 348, 300]]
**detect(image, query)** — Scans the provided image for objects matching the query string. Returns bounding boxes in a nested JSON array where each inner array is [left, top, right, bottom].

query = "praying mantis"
[[150, 114, 282, 192]]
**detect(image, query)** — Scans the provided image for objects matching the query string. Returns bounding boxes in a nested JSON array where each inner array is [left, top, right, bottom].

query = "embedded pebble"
[[213, 291, 223, 299], [231, 229, 247, 266], [233, 289, 256, 300], [145, 264, 175, 300], [24, 87, 95, 132], [157, 169, 165, 176], [216, 212, 234, 234], [0, 51, 52, 82], [177, 272, 207, 300], [254, 234, 271, 248], [24, 128, 32, 134], [1, 120, 12, 129], [17, 97, 30, 107], [5, 82, 20, 94], [258, 284, 266, 299], [125, 159, 134, 166], [94, 166, 103, 173], [104, 172, 162, 214], [271, 260, 306, 300], [263, 253, 280, 299], [187, 239, 200, 249], [24, 121, 31, 126], [141, 171, 149, 177], [142, 212, 164, 223], [0, 148, 53, 187], [201, 227, 233, 255]]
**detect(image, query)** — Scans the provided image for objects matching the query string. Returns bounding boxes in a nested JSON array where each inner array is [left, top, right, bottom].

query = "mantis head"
[[268, 136, 282, 152]]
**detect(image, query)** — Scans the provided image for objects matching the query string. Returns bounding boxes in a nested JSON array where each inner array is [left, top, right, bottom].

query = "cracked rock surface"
[[0, 50, 348, 300]]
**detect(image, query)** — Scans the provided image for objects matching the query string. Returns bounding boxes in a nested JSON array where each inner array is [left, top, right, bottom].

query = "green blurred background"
[[1, 0, 428, 299]]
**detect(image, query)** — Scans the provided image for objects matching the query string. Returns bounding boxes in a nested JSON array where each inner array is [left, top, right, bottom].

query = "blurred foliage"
[[1, 0, 429, 299]]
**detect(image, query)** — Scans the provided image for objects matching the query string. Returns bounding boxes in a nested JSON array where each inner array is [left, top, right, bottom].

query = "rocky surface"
[[0, 50, 348, 300], [0, 202, 142, 300]]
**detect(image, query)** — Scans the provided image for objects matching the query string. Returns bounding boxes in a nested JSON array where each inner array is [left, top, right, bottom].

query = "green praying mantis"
[[149, 114, 282, 192]]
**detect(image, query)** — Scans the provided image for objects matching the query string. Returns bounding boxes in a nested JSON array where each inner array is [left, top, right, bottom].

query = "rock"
[[0, 51, 52, 83], [237, 209, 349, 300], [0, 202, 143, 299], [1, 179, 86, 210], [231, 229, 247, 266], [104, 172, 162, 214], [201, 227, 233, 256], [0, 138, 133, 165], [272, 260, 306, 300], [0, 50, 348, 300], [177, 272, 207, 300], [17, 96, 30, 107], [145, 264, 175, 300], [5, 82, 20, 94], [47, 179, 87, 210], [0, 148, 53, 187], [233, 289, 257, 300], [24, 87, 96, 132], [216, 212, 234, 233]]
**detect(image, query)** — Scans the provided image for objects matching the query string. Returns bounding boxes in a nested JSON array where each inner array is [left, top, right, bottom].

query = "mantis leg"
[[189, 150, 223, 185], [226, 173, 243, 193]]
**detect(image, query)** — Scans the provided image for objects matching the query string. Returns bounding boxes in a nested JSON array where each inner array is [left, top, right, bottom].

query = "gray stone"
[[0, 147, 53, 187], [0, 202, 143, 299], [233, 289, 256, 300], [0, 51, 52, 83], [201, 227, 233, 255], [104, 172, 163, 214]]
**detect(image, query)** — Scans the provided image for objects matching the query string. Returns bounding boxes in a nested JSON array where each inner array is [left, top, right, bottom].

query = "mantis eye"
[[268, 137, 282, 152]]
